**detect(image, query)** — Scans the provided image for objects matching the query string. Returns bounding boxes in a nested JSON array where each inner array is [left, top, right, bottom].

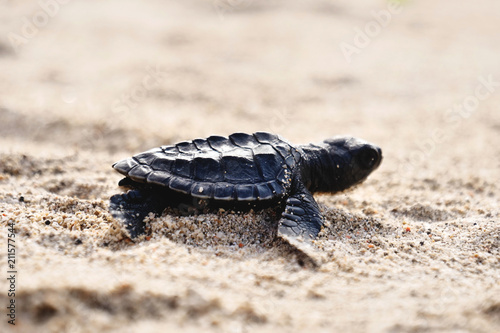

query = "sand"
[[1, 0, 499, 332]]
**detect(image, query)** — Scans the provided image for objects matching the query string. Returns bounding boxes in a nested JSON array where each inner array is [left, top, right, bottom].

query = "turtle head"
[[301, 137, 382, 193], [323, 136, 382, 192]]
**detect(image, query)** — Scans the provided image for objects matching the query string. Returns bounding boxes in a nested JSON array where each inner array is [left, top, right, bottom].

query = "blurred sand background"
[[0, 0, 499, 332]]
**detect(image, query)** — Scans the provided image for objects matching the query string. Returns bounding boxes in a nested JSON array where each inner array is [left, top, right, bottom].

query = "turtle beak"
[[376, 147, 383, 168], [373, 147, 383, 169]]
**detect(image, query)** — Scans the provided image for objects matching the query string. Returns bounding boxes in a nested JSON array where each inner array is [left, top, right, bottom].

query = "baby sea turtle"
[[110, 132, 382, 246]]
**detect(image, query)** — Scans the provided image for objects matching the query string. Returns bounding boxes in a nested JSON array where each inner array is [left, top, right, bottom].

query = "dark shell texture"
[[113, 132, 301, 201]]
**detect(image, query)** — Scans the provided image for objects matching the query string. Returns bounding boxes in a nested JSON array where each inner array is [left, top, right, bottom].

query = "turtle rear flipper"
[[277, 175, 327, 265], [110, 189, 164, 238]]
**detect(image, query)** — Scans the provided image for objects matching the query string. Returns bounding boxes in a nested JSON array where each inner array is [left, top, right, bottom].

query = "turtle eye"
[[358, 147, 380, 170]]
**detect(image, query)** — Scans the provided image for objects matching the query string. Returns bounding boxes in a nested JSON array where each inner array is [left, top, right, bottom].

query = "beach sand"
[[0, 0, 499, 332]]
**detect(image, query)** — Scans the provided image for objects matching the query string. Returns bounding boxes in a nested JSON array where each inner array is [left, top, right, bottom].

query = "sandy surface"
[[1, 0, 499, 332]]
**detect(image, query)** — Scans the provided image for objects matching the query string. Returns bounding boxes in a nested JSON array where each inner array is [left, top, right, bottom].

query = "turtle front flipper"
[[277, 175, 326, 266], [278, 193, 322, 240]]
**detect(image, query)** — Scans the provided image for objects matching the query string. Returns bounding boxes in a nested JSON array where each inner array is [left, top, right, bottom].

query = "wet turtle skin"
[[110, 132, 382, 243]]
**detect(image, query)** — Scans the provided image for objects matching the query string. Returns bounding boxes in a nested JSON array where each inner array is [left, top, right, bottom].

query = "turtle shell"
[[113, 132, 302, 201]]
